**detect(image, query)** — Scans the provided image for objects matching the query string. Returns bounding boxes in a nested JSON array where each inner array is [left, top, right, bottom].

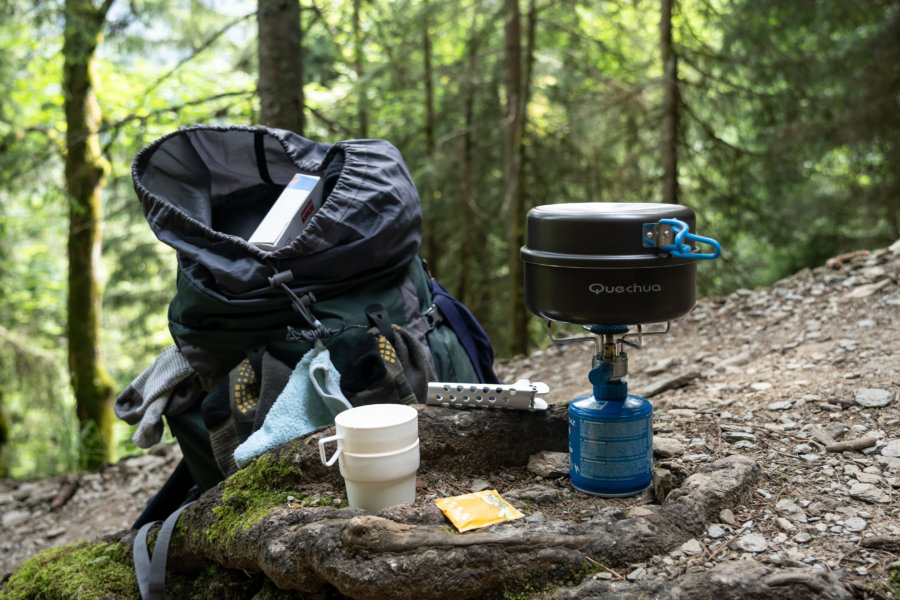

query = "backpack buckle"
[[420, 304, 443, 333]]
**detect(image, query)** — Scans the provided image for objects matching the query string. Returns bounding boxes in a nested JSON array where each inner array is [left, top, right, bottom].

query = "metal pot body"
[[521, 202, 697, 325]]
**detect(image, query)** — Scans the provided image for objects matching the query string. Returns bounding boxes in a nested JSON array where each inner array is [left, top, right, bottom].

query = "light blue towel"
[[233, 345, 351, 468]]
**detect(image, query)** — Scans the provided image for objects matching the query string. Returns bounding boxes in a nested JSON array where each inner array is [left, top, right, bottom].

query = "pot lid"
[[525, 202, 695, 256]]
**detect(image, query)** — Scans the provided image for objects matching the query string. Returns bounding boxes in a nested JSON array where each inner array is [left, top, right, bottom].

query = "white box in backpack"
[[249, 173, 324, 250]]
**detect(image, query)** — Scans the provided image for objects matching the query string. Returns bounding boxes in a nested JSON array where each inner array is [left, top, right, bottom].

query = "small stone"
[[843, 517, 867, 532], [848, 483, 890, 504], [794, 532, 813, 543], [881, 439, 900, 457], [775, 517, 796, 532], [45, 527, 66, 539], [719, 509, 737, 526], [626, 567, 647, 581], [767, 400, 793, 411], [824, 422, 849, 440], [856, 472, 882, 484], [775, 498, 801, 515], [680, 538, 703, 556], [735, 533, 768, 553], [469, 478, 491, 492], [653, 437, 685, 458], [723, 431, 757, 443], [526, 451, 569, 478], [846, 279, 891, 298], [855, 389, 893, 408], [750, 382, 773, 392], [653, 468, 674, 503], [707, 524, 727, 539], [629, 506, 657, 518], [682, 454, 710, 463], [1, 510, 30, 528], [801, 454, 821, 462]]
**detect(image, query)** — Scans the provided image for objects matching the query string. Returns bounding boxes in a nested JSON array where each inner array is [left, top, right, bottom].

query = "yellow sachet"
[[435, 489, 525, 532]]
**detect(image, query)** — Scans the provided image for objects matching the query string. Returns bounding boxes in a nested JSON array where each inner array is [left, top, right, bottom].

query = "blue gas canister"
[[568, 369, 653, 497]]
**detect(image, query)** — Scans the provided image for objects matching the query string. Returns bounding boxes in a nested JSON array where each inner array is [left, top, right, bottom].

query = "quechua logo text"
[[589, 283, 662, 294]]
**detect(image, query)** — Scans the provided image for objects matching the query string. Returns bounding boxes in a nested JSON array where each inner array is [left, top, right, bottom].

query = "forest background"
[[0, 0, 897, 479]]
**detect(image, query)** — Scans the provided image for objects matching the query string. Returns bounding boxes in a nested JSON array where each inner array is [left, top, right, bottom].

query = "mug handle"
[[318, 434, 343, 467]]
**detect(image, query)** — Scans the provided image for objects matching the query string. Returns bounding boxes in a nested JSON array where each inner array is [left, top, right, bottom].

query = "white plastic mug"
[[338, 440, 420, 512], [318, 403, 418, 465], [318, 404, 420, 512]]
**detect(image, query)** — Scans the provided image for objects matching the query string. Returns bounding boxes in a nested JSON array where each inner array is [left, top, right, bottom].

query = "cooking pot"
[[520, 202, 720, 325]]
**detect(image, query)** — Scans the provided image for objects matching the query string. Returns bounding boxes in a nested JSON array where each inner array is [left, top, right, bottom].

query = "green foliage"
[[0, 0, 897, 476], [0, 326, 81, 477]]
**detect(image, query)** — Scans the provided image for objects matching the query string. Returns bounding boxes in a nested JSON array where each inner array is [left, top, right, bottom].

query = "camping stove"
[[521, 202, 721, 496]]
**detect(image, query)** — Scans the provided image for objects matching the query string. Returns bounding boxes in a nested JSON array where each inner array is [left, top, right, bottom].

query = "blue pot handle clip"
[[654, 218, 721, 260]]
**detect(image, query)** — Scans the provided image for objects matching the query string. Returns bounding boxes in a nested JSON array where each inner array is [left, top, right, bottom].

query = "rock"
[[653, 437, 685, 458], [824, 422, 849, 440], [767, 400, 793, 411], [846, 279, 891, 298], [749, 382, 773, 392], [1, 510, 31, 528], [855, 473, 882, 484], [843, 517, 867, 533], [44, 527, 67, 540], [680, 538, 704, 556], [526, 451, 569, 478], [735, 533, 768, 553], [628, 506, 657, 518], [881, 439, 900, 457], [707, 524, 727, 539], [653, 468, 674, 502], [775, 498, 800, 514], [469, 478, 491, 492], [848, 483, 890, 504], [775, 517, 797, 532], [719, 509, 737, 526], [682, 453, 710, 463], [626, 567, 647, 581], [854, 388, 893, 408], [506, 485, 562, 504], [723, 431, 757, 443]]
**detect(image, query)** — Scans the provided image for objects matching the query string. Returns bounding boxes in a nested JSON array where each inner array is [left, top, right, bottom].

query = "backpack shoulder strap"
[[133, 501, 194, 600]]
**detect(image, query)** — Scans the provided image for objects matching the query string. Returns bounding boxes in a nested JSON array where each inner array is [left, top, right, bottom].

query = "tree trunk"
[[62, 0, 116, 470], [420, 0, 439, 276], [257, 0, 305, 134], [660, 0, 679, 204], [503, 0, 536, 357], [2, 407, 772, 599], [0, 385, 7, 478], [352, 0, 368, 137], [458, 8, 482, 304]]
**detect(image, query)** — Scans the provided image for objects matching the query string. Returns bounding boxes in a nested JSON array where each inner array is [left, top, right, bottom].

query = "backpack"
[[125, 125, 498, 501]]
